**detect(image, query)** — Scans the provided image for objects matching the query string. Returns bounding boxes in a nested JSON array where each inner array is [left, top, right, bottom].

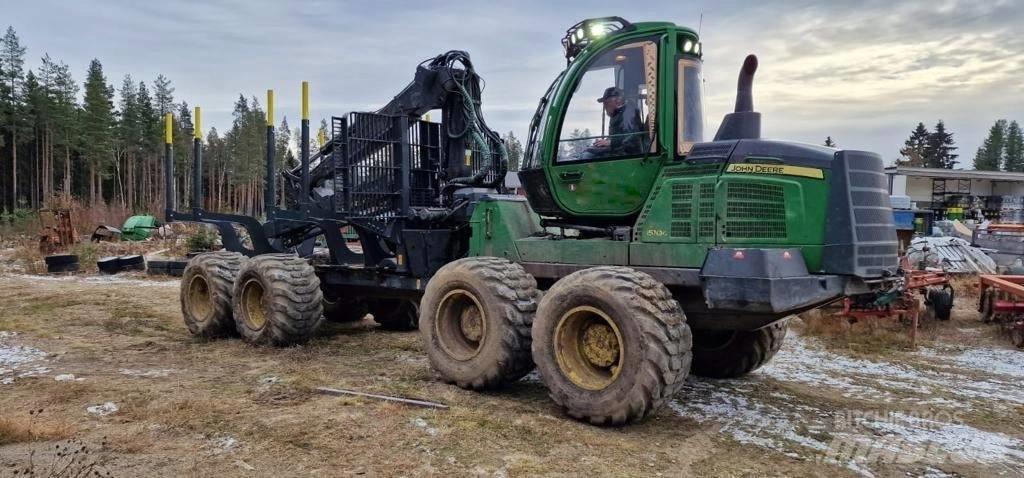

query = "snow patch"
[[759, 334, 1024, 409], [210, 435, 240, 454], [86, 402, 119, 416], [9, 273, 178, 288], [120, 368, 175, 378], [0, 331, 49, 385], [673, 333, 1024, 476]]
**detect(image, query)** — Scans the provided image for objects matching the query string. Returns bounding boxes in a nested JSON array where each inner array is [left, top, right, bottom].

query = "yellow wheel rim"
[[434, 289, 486, 361], [554, 306, 624, 391], [240, 278, 268, 330], [186, 275, 213, 322]]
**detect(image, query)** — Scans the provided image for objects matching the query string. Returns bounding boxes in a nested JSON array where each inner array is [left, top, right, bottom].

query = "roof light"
[[684, 40, 694, 53], [589, 24, 607, 37], [694, 43, 701, 55]]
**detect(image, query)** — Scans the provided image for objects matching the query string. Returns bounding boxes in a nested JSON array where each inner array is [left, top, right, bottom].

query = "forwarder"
[[169, 17, 898, 425]]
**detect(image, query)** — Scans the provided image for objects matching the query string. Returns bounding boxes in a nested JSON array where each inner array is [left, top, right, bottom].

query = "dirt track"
[[1, 271, 1023, 477]]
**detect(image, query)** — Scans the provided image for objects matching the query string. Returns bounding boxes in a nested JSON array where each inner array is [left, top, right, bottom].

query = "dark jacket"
[[608, 105, 645, 156]]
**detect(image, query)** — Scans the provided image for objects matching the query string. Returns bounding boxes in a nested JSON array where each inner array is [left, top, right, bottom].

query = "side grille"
[[671, 183, 694, 238], [722, 181, 787, 239]]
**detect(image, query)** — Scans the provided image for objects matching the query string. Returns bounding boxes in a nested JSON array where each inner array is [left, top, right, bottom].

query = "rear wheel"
[[181, 251, 244, 338], [232, 254, 323, 346], [322, 291, 369, 323], [371, 299, 419, 331], [690, 321, 788, 379], [533, 267, 692, 426], [420, 257, 538, 390]]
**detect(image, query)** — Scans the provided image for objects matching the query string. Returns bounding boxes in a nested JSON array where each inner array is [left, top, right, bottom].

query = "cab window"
[[556, 40, 658, 162], [677, 58, 704, 155]]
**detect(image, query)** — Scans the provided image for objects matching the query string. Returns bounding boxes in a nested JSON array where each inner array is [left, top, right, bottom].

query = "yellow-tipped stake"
[[299, 81, 311, 204], [301, 81, 310, 120], [267, 89, 274, 126], [164, 113, 173, 144], [194, 106, 202, 139]]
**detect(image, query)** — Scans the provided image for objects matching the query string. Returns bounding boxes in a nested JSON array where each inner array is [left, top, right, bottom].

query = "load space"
[[167, 17, 898, 425]]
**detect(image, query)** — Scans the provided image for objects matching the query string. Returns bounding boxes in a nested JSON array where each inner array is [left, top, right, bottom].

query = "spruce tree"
[[1, 26, 27, 209], [899, 123, 930, 166], [80, 59, 115, 205], [503, 131, 523, 171], [925, 120, 957, 169], [973, 119, 1007, 171], [153, 74, 174, 116], [1004, 121, 1024, 172]]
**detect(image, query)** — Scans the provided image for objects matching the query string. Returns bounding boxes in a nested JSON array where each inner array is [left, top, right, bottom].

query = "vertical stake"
[[164, 113, 174, 219], [266, 89, 276, 218], [193, 106, 203, 211], [300, 81, 311, 209]]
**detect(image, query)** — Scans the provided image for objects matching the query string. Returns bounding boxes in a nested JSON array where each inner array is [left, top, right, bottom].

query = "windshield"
[[523, 72, 565, 170], [678, 59, 704, 155]]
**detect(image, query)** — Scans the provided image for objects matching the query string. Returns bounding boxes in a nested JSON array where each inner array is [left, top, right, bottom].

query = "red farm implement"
[[978, 275, 1024, 348], [837, 265, 952, 347]]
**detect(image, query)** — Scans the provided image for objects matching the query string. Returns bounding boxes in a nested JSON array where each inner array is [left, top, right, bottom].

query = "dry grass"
[[795, 308, 924, 354], [0, 411, 76, 445]]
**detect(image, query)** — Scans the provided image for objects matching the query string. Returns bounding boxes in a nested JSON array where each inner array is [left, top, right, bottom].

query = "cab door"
[[547, 36, 666, 218]]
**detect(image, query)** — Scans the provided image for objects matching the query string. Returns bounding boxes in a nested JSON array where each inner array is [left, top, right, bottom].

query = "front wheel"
[[532, 267, 692, 426], [690, 321, 788, 379], [419, 257, 538, 390]]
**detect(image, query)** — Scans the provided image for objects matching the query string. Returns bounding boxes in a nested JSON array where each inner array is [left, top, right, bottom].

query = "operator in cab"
[[586, 87, 645, 157]]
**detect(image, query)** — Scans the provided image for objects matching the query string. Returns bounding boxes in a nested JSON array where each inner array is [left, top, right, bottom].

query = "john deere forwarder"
[[169, 17, 898, 425]]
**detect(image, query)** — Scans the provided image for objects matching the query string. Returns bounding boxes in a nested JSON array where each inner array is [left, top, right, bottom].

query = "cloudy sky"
[[6, 0, 1023, 166]]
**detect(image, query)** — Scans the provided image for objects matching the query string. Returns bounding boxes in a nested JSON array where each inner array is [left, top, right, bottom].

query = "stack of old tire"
[[147, 258, 188, 277], [96, 255, 147, 275], [44, 254, 79, 273]]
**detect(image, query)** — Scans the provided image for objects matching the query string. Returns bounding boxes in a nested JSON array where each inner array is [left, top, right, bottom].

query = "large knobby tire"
[[372, 299, 420, 331], [180, 251, 245, 338], [925, 286, 954, 322], [232, 254, 324, 346], [690, 321, 788, 379], [533, 267, 692, 426], [419, 257, 538, 390]]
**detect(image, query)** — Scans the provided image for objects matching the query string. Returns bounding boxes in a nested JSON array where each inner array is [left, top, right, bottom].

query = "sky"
[[5, 0, 1023, 166]]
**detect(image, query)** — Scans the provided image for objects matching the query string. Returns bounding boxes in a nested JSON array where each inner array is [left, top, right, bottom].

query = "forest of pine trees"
[[0, 25, 527, 221], [0, 26, 305, 218]]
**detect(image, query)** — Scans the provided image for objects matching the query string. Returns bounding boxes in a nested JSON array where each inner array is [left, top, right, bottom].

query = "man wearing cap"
[[587, 86, 645, 157]]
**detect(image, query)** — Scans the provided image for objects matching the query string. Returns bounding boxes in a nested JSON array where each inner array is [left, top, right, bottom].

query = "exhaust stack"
[[714, 54, 762, 141]]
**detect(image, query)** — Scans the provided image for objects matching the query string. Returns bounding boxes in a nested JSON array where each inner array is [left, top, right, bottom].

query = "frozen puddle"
[[0, 331, 49, 385], [673, 333, 1024, 476]]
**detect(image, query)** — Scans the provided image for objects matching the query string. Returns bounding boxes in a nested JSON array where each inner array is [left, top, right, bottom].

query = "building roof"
[[885, 166, 1024, 182]]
